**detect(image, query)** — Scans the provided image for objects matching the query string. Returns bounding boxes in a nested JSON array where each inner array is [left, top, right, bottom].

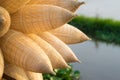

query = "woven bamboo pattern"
[[28, 34, 69, 68], [4, 63, 29, 80], [0, 49, 4, 79], [0, 7, 10, 37], [0, 30, 54, 74], [0, 0, 30, 14], [28, 0, 85, 12], [49, 24, 90, 44], [0, 0, 89, 79], [25, 71, 43, 80], [38, 32, 80, 63], [10, 5, 75, 33]]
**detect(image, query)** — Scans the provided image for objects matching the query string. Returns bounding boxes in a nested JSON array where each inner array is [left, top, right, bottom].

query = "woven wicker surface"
[[0, 30, 54, 74], [0, 0, 30, 14], [0, 7, 10, 37], [49, 24, 90, 44], [38, 32, 80, 63], [28, 0, 84, 12], [10, 5, 75, 33], [27, 0, 39, 4], [0, 0, 85, 79], [4, 63, 29, 80], [0, 49, 4, 79], [28, 34, 69, 68], [25, 71, 43, 80]]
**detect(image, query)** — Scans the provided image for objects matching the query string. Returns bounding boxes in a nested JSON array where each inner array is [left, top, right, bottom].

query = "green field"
[[69, 16, 120, 44]]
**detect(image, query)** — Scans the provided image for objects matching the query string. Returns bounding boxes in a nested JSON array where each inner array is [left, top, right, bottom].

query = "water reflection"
[[93, 39, 120, 47], [69, 41, 120, 80]]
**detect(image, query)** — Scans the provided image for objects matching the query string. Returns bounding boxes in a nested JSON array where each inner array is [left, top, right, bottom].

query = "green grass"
[[43, 65, 80, 80], [69, 16, 120, 44]]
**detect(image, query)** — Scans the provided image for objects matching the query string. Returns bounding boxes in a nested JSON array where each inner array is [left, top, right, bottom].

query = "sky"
[[76, 0, 120, 20]]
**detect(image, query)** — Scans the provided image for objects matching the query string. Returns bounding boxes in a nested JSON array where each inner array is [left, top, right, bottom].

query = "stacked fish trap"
[[0, 0, 90, 80]]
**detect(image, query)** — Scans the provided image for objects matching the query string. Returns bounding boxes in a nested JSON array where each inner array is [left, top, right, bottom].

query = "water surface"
[[70, 41, 120, 80]]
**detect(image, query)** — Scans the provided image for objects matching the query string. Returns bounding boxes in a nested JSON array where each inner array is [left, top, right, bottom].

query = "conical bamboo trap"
[[49, 24, 90, 44], [28, 0, 85, 12], [10, 5, 75, 33], [0, 49, 4, 79], [0, 0, 30, 14], [27, 34, 69, 68], [25, 71, 43, 80], [0, 0, 90, 79], [4, 63, 29, 80], [38, 32, 80, 63], [0, 7, 10, 37]]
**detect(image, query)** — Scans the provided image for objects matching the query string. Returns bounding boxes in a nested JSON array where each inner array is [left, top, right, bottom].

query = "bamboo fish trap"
[[0, 0, 30, 14], [4, 63, 29, 80], [10, 5, 75, 33], [28, 34, 70, 68], [49, 24, 90, 44], [25, 71, 43, 80], [0, 0, 89, 79], [0, 7, 10, 37], [0, 49, 4, 79], [38, 32, 80, 63], [28, 0, 85, 12], [0, 30, 54, 74]]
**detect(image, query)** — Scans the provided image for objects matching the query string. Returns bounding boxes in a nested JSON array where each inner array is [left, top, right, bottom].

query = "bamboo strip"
[[49, 24, 90, 44], [0, 0, 30, 14], [0, 30, 54, 74], [28, 0, 85, 12], [38, 32, 80, 63], [0, 7, 10, 37], [0, 49, 4, 79], [25, 71, 43, 80], [4, 63, 29, 80], [10, 5, 75, 33], [28, 34, 69, 68]]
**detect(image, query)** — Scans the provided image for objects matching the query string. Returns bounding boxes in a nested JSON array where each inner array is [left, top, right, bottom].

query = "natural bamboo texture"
[[0, 49, 4, 79], [4, 63, 29, 80], [38, 32, 80, 63], [1, 78, 8, 80], [28, 0, 84, 12], [0, 30, 54, 74], [1, 78, 7, 80], [49, 24, 90, 44], [10, 5, 75, 33], [28, 34, 69, 68], [25, 71, 43, 80], [0, 0, 30, 14], [0, 7, 10, 37]]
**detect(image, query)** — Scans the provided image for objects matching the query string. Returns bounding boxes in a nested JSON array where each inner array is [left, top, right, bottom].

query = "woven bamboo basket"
[[10, 5, 75, 33], [0, 0, 87, 79], [4, 63, 29, 80], [28, 34, 69, 68], [38, 32, 80, 63], [0, 0, 30, 14], [0, 7, 10, 37], [25, 71, 43, 80], [0, 30, 54, 74], [0, 49, 4, 79], [49, 24, 90, 44], [28, 0, 84, 12]]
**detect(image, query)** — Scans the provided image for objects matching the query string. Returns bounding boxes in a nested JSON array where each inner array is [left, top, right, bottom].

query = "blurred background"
[[70, 0, 120, 80], [76, 0, 120, 20]]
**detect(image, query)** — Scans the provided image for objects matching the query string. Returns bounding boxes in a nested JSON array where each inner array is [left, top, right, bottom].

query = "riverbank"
[[69, 16, 120, 44]]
